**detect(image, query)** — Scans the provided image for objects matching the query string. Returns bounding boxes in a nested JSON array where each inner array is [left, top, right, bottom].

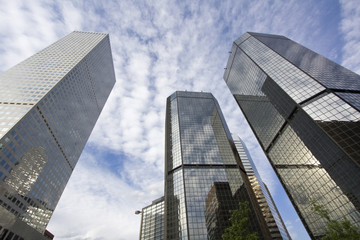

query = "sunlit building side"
[[224, 32, 360, 238], [0, 31, 116, 239], [233, 134, 291, 239]]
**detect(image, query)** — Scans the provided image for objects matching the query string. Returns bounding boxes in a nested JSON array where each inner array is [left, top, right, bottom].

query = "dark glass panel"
[[336, 92, 360, 111], [235, 95, 285, 149], [251, 33, 360, 91]]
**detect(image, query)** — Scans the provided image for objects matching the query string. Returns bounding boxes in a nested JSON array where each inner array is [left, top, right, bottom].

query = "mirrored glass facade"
[[224, 32, 360, 238], [164, 91, 269, 239], [0, 31, 116, 238], [233, 135, 291, 240], [140, 197, 164, 240]]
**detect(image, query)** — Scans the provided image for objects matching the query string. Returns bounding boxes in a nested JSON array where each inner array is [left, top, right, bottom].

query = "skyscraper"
[[164, 91, 270, 239], [224, 32, 360, 238], [0, 31, 116, 239], [139, 196, 164, 240], [232, 134, 290, 240]]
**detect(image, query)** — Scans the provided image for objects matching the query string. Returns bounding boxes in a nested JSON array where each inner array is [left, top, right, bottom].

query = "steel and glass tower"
[[0, 31, 116, 239], [232, 134, 291, 240], [224, 32, 360, 238], [164, 91, 270, 239], [139, 197, 164, 240]]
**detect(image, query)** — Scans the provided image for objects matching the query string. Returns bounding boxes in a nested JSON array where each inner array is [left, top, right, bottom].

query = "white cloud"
[[46, 151, 157, 240], [0, 0, 62, 70], [57, 1, 84, 33], [340, 0, 360, 74]]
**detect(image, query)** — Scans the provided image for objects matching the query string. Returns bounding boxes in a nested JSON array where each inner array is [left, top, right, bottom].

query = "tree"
[[222, 201, 258, 240], [311, 201, 360, 240]]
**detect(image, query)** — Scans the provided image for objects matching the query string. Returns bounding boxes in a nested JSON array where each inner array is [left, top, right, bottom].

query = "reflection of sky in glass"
[[164, 168, 187, 239], [168, 97, 182, 170], [178, 96, 223, 165], [252, 33, 360, 92], [225, 47, 267, 97], [240, 37, 325, 103], [303, 93, 360, 121]]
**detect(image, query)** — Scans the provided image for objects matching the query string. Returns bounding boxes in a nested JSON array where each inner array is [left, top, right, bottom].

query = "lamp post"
[[135, 210, 144, 240]]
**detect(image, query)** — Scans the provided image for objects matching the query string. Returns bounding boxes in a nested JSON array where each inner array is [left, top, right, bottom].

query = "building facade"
[[224, 32, 360, 238], [0, 31, 116, 239], [232, 135, 291, 239], [164, 91, 270, 239], [139, 197, 164, 240]]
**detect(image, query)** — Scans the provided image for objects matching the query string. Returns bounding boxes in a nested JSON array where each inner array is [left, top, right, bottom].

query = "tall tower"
[[0, 31, 116, 239], [224, 32, 360, 238], [164, 91, 270, 239], [232, 134, 291, 240]]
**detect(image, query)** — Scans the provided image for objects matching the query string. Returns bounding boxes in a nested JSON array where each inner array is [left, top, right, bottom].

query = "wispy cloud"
[[340, 0, 360, 74], [44, 150, 150, 240], [0, 0, 62, 70], [0, 0, 348, 239]]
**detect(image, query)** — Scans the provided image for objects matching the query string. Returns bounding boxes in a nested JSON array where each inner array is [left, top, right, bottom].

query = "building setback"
[[224, 32, 360, 238], [0, 31, 116, 239], [232, 134, 291, 240], [164, 91, 270, 239]]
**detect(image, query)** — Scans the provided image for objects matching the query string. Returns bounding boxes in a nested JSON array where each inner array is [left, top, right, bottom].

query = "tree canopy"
[[222, 201, 258, 240], [311, 201, 360, 240]]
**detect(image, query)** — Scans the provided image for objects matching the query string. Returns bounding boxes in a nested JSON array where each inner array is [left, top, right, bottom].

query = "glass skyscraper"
[[224, 32, 360, 238], [0, 31, 115, 239], [232, 134, 290, 240], [139, 196, 164, 240], [164, 91, 270, 239]]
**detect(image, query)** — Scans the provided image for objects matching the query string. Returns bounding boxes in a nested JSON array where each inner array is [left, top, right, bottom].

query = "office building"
[[0, 31, 116, 239], [139, 197, 164, 240], [224, 32, 360, 238], [205, 181, 249, 240], [233, 134, 291, 239], [164, 91, 270, 239]]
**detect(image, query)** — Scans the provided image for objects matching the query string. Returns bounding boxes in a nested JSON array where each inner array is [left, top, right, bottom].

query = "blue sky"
[[0, 0, 360, 239]]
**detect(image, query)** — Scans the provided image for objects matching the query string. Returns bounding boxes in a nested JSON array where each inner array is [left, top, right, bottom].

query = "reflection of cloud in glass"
[[178, 97, 223, 165], [6, 147, 47, 195], [225, 47, 267, 97], [4, 147, 53, 232]]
